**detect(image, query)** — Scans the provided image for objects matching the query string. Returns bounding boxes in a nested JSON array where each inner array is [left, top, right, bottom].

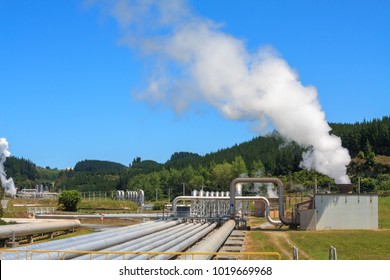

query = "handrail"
[[0, 248, 281, 260]]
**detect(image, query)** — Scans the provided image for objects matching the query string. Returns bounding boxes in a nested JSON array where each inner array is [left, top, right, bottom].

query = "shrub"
[[58, 190, 81, 211], [152, 201, 165, 211]]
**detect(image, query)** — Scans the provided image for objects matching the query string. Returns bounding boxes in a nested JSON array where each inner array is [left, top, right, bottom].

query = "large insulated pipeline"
[[229, 177, 293, 226], [154, 223, 218, 260], [107, 223, 201, 260], [0, 220, 81, 239], [1, 220, 159, 257], [131, 222, 217, 260], [45, 220, 182, 260], [113, 223, 205, 260], [73, 222, 194, 260], [180, 220, 236, 260], [172, 196, 282, 226], [1, 220, 180, 260]]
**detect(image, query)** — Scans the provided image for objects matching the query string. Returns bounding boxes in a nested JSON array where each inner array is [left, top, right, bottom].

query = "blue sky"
[[0, 0, 389, 169]]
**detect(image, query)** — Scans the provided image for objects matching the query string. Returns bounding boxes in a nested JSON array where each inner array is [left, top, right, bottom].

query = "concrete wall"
[[314, 194, 378, 230]]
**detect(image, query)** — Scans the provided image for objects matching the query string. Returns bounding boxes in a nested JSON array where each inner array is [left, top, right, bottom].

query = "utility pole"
[[168, 189, 171, 203], [182, 183, 186, 196], [358, 177, 361, 193], [156, 189, 158, 202]]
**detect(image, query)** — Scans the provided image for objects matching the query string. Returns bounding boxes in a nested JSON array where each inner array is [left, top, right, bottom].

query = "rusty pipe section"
[[229, 177, 293, 226]]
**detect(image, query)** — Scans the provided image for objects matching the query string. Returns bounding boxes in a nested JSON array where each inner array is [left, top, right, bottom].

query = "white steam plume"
[[0, 138, 17, 196], [99, 0, 351, 183]]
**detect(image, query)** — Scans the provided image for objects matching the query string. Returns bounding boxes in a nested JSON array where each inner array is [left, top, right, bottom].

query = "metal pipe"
[[172, 196, 282, 226], [229, 177, 293, 225], [131, 223, 214, 260], [73, 222, 193, 260], [1, 220, 177, 260], [154, 223, 218, 260], [181, 220, 236, 260], [107, 223, 198, 260], [0, 220, 81, 239], [111, 223, 204, 260], [7, 220, 159, 253], [35, 213, 164, 219], [53, 220, 183, 260]]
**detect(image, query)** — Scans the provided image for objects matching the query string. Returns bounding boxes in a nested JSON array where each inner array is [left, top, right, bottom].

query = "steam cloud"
[[99, 0, 351, 183], [0, 138, 17, 196]]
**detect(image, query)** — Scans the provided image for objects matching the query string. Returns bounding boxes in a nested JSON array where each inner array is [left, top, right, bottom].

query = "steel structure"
[[115, 189, 144, 206], [229, 177, 294, 226], [172, 196, 282, 226]]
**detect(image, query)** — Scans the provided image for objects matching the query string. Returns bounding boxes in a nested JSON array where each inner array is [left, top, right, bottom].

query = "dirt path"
[[245, 229, 313, 260]]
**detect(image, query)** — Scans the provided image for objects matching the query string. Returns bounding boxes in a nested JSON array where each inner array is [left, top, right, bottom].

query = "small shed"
[[299, 194, 378, 230]]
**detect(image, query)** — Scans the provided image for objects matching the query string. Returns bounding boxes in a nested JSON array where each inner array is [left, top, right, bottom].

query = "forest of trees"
[[330, 116, 390, 157], [3, 116, 389, 199], [74, 160, 127, 173]]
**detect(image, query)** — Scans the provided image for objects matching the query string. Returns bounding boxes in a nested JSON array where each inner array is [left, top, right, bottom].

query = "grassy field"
[[245, 197, 390, 260], [379, 196, 390, 229], [78, 199, 138, 213]]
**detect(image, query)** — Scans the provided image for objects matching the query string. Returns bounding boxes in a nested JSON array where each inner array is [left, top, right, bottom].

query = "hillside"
[[74, 160, 127, 173], [2, 116, 389, 199]]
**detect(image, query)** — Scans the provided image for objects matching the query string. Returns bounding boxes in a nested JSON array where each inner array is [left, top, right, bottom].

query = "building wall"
[[314, 194, 378, 230], [299, 209, 317, 230]]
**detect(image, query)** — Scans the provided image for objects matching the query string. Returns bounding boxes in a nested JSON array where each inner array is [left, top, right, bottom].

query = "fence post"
[[329, 246, 337, 260], [293, 246, 299, 260]]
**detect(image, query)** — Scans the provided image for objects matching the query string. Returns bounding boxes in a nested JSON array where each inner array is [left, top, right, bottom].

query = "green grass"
[[246, 231, 280, 256], [379, 196, 390, 229], [78, 200, 138, 212], [289, 230, 390, 260], [246, 229, 390, 260], [245, 196, 390, 260]]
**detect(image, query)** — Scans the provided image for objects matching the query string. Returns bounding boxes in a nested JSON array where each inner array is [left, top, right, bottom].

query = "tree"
[[189, 175, 205, 189], [211, 161, 233, 189], [58, 190, 81, 211], [232, 156, 248, 178], [251, 160, 265, 177], [364, 140, 375, 165]]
